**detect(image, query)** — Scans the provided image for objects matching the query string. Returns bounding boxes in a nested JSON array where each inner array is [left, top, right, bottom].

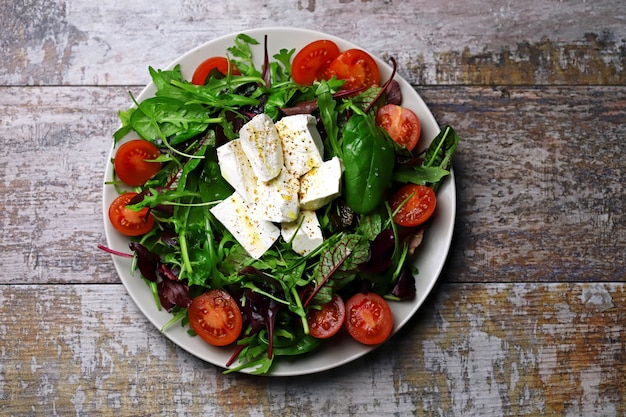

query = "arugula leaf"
[[423, 125, 459, 171], [261, 80, 302, 120], [125, 189, 199, 211], [393, 165, 450, 185], [272, 48, 295, 79], [130, 97, 218, 145], [392, 125, 459, 189], [170, 139, 216, 276], [168, 77, 263, 109], [316, 81, 341, 158], [227, 34, 261, 77]]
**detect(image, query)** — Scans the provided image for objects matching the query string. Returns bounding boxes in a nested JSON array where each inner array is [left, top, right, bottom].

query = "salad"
[[102, 32, 458, 375]]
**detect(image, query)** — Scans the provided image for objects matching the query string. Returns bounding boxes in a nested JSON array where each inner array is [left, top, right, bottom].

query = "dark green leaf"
[[130, 97, 211, 144], [423, 125, 459, 171], [316, 82, 341, 158], [272, 48, 295, 78], [393, 165, 450, 185], [113, 107, 135, 142], [342, 114, 395, 213], [149, 65, 184, 90], [227, 33, 261, 77]]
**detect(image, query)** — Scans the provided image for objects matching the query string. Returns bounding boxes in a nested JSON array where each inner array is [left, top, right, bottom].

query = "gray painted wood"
[[1, 1, 625, 415]]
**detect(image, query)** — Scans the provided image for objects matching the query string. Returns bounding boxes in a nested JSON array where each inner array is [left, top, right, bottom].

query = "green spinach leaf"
[[342, 113, 395, 213]]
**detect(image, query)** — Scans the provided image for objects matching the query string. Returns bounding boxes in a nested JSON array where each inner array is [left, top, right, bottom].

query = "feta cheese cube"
[[210, 192, 280, 259], [299, 156, 344, 210], [275, 114, 324, 177], [252, 168, 300, 223], [238, 114, 283, 182], [216, 139, 257, 203], [281, 210, 324, 256]]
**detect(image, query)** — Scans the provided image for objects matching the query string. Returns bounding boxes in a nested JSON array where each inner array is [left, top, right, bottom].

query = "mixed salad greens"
[[103, 33, 459, 374]]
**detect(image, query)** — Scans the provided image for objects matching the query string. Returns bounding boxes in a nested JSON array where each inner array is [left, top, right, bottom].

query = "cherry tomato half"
[[389, 184, 437, 227], [114, 139, 162, 187], [188, 289, 243, 347], [344, 292, 393, 345], [108, 192, 155, 236], [307, 294, 346, 339], [191, 56, 241, 85], [291, 39, 341, 85], [328, 49, 380, 90], [376, 104, 421, 151]]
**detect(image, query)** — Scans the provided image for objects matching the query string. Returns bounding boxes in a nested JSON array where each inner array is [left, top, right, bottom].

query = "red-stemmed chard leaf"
[[157, 263, 192, 311], [238, 268, 283, 359], [359, 227, 424, 274], [391, 267, 416, 301], [304, 234, 367, 307], [129, 242, 159, 282]]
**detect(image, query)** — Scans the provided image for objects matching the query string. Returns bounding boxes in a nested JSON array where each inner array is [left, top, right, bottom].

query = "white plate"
[[102, 27, 455, 376]]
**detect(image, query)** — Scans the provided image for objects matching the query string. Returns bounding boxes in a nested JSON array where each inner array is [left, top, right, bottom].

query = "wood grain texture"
[[1, 0, 624, 86], [2, 0, 625, 415], [0, 86, 142, 284], [1, 283, 624, 416], [421, 86, 626, 283]]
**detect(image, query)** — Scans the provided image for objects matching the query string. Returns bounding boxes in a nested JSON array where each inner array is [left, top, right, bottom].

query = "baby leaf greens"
[[105, 33, 459, 375], [392, 125, 459, 188]]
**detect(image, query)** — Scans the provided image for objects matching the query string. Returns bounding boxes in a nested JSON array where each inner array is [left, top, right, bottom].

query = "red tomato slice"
[[291, 39, 341, 85], [344, 292, 393, 345], [191, 56, 241, 85], [389, 184, 437, 227], [114, 139, 162, 187], [328, 49, 380, 90], [108, 192, 155, 236], [307, 294, 346, 339], [376, 104, 421, 151], [188, 290, 243, 347]]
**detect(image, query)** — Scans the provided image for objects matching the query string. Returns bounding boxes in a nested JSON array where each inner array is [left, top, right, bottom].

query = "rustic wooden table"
[[1, 1, 625, 415]]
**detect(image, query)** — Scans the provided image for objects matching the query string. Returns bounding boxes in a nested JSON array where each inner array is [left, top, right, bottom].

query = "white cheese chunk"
[[216, 139, 257, 203], [275, 114, 324, 177], [299, 156, 344, 210], [210, 192, 280, 259], [281, 210, 324, 256], [252, 168, 300, 223], [238, 114, 283, 182]]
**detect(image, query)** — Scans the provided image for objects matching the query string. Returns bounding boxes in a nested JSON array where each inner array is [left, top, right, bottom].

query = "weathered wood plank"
[[421, 86, 626, 283], [1, 85, 624, 284], [0, 283, 624, 416], [1, 0, 624, 86], [2, 1, 624, 415], [0, 86, 141, 284]]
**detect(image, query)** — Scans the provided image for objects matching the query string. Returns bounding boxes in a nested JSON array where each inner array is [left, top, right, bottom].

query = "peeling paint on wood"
[[430, 33, 626, 86], [2, 0, 625, 415], [0, 284, 624, 416], [0, 86, 141, 284], [419, 86, 626, 283], [1, 0, 625, 86], [404, 283, 626, 416]]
